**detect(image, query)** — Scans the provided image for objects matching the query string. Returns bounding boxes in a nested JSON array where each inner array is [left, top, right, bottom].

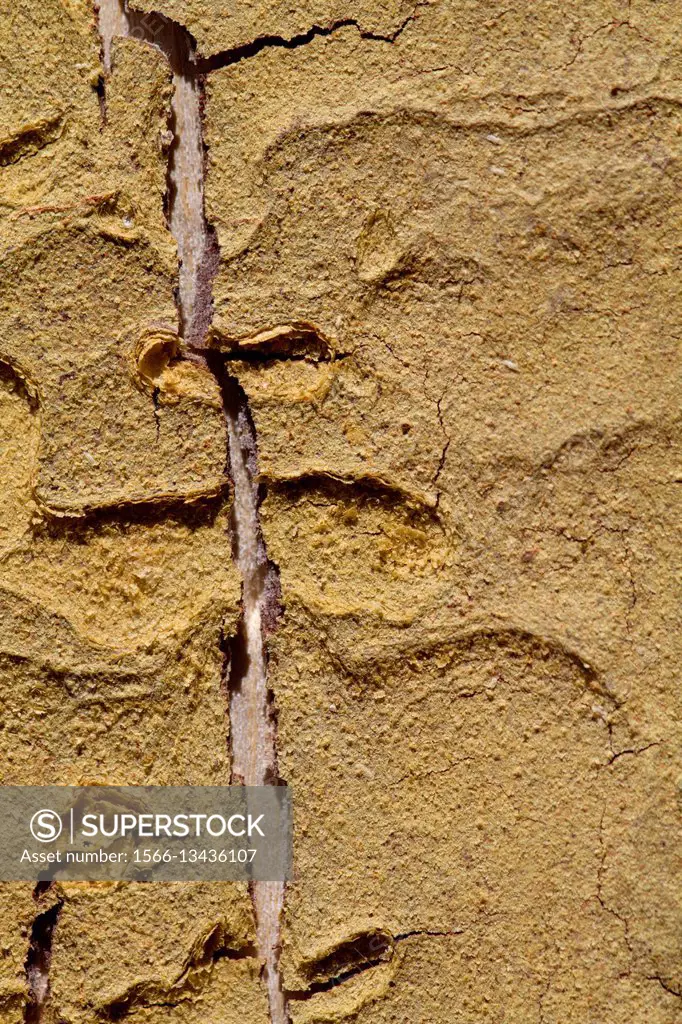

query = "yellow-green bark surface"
[[204, 2, 681, 1018], [1, 0, 680, 1022]]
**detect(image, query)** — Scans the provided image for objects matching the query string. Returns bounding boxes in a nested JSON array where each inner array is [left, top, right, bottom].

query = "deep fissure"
[[96, 2, 287, 1022], [24, 882, 64, 1024], [286, 927, 465, 1000], [194, 6, 422, 73]]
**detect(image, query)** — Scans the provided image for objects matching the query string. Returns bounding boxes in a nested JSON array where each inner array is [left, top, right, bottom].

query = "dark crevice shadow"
[[24, 883, 64, 1024]]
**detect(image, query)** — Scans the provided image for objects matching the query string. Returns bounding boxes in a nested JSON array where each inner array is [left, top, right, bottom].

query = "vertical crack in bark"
[[209, 362, 286, 1024], [96, 0, 129, 72], [24, 883, 64, 1024], [97, 0, 216, 343], [96, 4, 287, 1021]]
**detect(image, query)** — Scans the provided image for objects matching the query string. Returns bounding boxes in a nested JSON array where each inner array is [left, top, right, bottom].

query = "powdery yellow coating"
[[0, 886, 38, 1016], [203, 1, 682, 1018], [0, 4, 266, 1023], [260, 480, 451, 623], [122, 957, 270, 1024], [0, 1, 98, 154], [49, 882, 262, 1024], [1, 0, 681, 1022], [1, 16, 226, 515]]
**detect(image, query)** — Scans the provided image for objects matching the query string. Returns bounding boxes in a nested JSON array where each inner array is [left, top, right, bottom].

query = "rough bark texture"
[[0, 0, 680, 1022]]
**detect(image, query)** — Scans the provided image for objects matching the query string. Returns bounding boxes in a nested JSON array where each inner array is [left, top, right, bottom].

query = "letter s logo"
[[30, 809, 63, 843]]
